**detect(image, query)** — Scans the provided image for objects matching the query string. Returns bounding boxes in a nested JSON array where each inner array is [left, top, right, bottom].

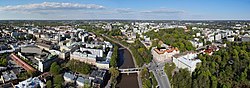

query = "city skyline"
[[0, 0, 250, 20]]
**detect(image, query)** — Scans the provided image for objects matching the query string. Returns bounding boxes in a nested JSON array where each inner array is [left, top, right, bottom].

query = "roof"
[[90, 70, 106, 78], [63, 72, 76, 80], [76, 77, 85, 83], [173, 51, 196, 58], [15, 77, 43, 88], [154, 47, 179, 54], [173, 52, 201, 67], [1, 70, 17, 82], [204, 49, 213, 53]]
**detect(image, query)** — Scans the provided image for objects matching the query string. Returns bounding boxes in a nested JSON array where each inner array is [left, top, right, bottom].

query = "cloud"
[[141, 9, 184, 14], [115, 8, 134, 13], [0, 2, 105, 11]]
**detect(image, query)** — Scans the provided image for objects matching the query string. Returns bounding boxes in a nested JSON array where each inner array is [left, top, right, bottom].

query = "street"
[[149, 61, 171, 88]]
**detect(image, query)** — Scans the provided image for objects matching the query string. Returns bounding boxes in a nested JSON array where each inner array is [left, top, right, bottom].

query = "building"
[[63, 72, 91, 87], [21, 46, 42, 54], [207, 34, 214, 42], [80, 47, 103, 57], [151, 44, 179, 62], [63, 72, 76, 83], [0, 82, 14, 88], [189, 40, 203, 48], [241, 35, 250, 42], [203, 45, 219, 55], [76, 77, 85, 87], [0, 44, 15, 54], [19, 46, 58, 72], [227, 36, 234, 42], [89, 69, 106, 81], [36, 43, 52, 51], [0, 70, 17, 83], [215, 33, 222, 41], [89, 69, 107, 87], [96, 61, 110, 70], [70, 50, 97, 65], [9, 54, 37, 72], [173, 51, 201, 73], [36, 54, 58, 72], [196, 33, 201, 37], [76, 77, 91, 87], [15, 77, 45, 88]]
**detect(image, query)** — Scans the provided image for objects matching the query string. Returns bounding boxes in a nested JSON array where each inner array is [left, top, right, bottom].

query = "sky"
[[0, 0, 249, 20]]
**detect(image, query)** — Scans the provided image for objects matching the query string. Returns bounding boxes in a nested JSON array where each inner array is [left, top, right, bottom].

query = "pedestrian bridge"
[[118, 68, 142, 74]]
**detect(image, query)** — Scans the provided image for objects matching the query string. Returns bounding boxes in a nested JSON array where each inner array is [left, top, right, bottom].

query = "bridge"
[[118, 68, 142, 74]]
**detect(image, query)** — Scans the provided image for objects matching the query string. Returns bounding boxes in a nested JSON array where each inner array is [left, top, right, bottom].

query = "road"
[[148, 61, 171, 88]]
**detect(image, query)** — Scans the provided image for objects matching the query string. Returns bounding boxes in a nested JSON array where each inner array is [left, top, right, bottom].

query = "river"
[[116, 47, 139, 88]]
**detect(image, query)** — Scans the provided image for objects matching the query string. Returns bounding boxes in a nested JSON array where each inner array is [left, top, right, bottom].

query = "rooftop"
[[154, 44, 179, 54], [63, 72, 76, 81], [90, 69, 106, 79], [15, 77, 44, 88], [1, 70, 17, 82]]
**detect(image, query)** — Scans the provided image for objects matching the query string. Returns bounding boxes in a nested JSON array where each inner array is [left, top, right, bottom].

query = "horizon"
[[0, 0, 250, 20], [1, 19, 250, 21]]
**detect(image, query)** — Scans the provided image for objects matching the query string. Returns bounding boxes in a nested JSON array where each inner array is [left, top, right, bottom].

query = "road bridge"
[[119, 68, 142, 74]]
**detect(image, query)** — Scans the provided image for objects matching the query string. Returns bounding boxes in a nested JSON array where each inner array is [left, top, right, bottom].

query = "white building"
[[227, 36, 235, 42], [215, 33, 222, 41], [173, 52, 201, 73], [207, 34, 214, 42], [63, 72, 76, 83], [189, 40, 203, 48], [15, 77, 45, 88], [196, 33, 201, 37], [80, 48, 103, 57], [70, 51, 97, 65]]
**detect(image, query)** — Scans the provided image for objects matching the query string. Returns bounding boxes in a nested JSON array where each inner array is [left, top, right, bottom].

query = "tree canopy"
[[170, 42, 250, 88], [66, 60, 91, 74], [0, 57, 7, 66], [110, 46, 118, 67], [109, 67, 120, 88], [50, 62, 61, 75], [144, 28, 195, 52]]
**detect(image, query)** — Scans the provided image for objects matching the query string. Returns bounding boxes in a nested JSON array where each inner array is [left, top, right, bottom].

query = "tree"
[[25, 34, 34, 40], [109, 67, 120, 87], [239, 68, 248, 82], [172, 69, 191, 88], [50, 62, 60, 75], [138, 48, 145, 54], [164, 63, 176, 81], [191, 42, 250, 87], [141, 68, 152, 88], [110, 46, 118, 67], [54, 75, 63, 87], [27, 71, 38, 77], [66, 60, 91, 74], [211, 76, 218, 88], [0, 57, 7, 66], [46, 80, 52, 88], [55, 84, 62, 88]]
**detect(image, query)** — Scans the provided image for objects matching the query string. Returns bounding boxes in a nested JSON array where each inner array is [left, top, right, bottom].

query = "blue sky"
[[0, 0, 249, 20]]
